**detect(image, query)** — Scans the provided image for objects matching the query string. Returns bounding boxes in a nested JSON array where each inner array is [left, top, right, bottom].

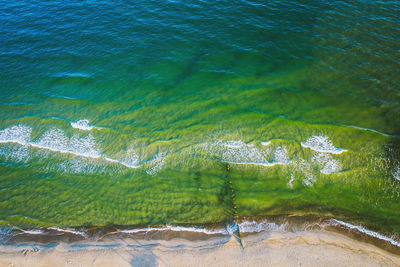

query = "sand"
[[0, 230, 399, 267]]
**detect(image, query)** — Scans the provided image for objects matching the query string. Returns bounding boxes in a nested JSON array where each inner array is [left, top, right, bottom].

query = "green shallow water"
[[0, 0, 400, 237]]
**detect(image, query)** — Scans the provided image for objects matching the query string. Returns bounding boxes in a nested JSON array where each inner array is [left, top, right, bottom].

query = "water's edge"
[[2, 215, 399, 255]]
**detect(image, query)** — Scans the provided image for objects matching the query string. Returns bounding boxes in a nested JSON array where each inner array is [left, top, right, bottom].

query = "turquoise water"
[[1, 0, 400, 237]]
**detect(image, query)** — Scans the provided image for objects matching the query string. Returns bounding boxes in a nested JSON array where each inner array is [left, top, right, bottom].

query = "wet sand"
[[1, 229, 399, 267]]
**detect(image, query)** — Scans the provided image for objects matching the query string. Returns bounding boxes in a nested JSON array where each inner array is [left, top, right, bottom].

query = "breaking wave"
[[70, 119, 99, 131], [301, 136, 347, 154]]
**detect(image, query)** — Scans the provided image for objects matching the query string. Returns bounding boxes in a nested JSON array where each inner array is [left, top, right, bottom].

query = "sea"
[[0, 0, 399, 247]]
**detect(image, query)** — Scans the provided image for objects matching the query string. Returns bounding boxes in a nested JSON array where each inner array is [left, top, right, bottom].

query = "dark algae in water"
[[0, 0, 400, 244]]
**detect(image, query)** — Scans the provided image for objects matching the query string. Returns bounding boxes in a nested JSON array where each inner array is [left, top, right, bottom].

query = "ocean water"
[[1, 0, 400, 238]]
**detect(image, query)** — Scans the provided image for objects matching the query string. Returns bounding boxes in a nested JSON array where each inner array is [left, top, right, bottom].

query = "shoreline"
[[1, 228, 399, 266], [2, 216, 400, 257]]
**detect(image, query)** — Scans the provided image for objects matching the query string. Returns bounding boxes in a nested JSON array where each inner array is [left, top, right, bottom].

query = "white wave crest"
[[217, 140, 247, 148], [104, 147, 141, 169], [120, 225, 227, 235], [274, 146, 289, 164], [71, 119, 98, 131], [238, 220, 288, 233], [331, 219, 400, 247], [301, 136, 347, 154], [0, 125, 32, 145], [0, 125, 142, 169], [47, 227, 88, 238], [20, 229, 45, 235], [31, 128, 101, 158], [260, 141, 271, 146]]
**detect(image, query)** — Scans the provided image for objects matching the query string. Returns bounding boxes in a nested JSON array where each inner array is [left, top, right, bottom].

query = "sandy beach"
[[1, 229, 399, 267]]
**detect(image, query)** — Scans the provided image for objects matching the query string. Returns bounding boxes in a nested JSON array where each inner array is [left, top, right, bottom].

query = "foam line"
[[331, 219, 400, 247], [216, 140, 247, 148], [0, 125, 31, 145], [342, 125, 398, 138], [0, 125, 141, 169], [29, 143, 101, 159], [47, 227, 89, 238], [230, 161, 288, 167], [70, 119, 100, 131], [120, 225, 227, 235], [19, 229, 45, 235], [103, 157, 141, 169], [238, 220, 287, 233], [301, 136, 347, 154]]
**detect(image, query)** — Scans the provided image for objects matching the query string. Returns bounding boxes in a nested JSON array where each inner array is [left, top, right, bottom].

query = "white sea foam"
[[120, 225, 227, 235], [146, 153, 167, 175], [71, 119, 98, 131], [0, 145, 30, 163], [115, 220, 291, 236], [217, 140, 247, 148], [105, 147, 141, 169], [47, 227, 88, 238], [303, 173, 315, 186], [202, 140, 265, 163], [238, 220, 287, 233], [200, 140, 289, 167], [312, 153, 341, 175], [0, 125, 142, 169], [231, 161, 285, 167], [31, 128, 101, 159], [274, 146, 289, 164], [57, 157, 117, 174], [287, 158, 316, 187], [260, 141, 271, 146], [0, 125, 31, 145], [20, 229, 45, 235], [288, 174, 295, 188], [393, 166, 400, 182], [301, 136, 347, 154], [331, 219, 400, 247]]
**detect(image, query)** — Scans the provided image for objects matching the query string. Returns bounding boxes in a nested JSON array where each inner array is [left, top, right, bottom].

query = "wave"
[[70, 119, 100, 131], [238, 220, 287, 233], [4, 218, 400, 251], [31, 128, 101, 158], [230, 161, 287, 167], [47, 227, 89, 238], [54, 72, 92, 78], [342, 124, 398, 137], [0, 125, 31, 146], [217, 140, 247, 148], [301, 136, 347, 154], [312, 153, 341, 175], [120, 225, 227, 235], [260, 141, 271, 146], [146, 153, 168, 175], [118, 220, 288, 236], [0, 125, 142, 169], [330, 219, 400, 247], [18, 229, 44, 235], [199, 140, 290, 167]]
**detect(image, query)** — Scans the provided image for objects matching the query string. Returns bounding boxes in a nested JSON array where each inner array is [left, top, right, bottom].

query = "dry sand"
[[0, 230, 399, 267]]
